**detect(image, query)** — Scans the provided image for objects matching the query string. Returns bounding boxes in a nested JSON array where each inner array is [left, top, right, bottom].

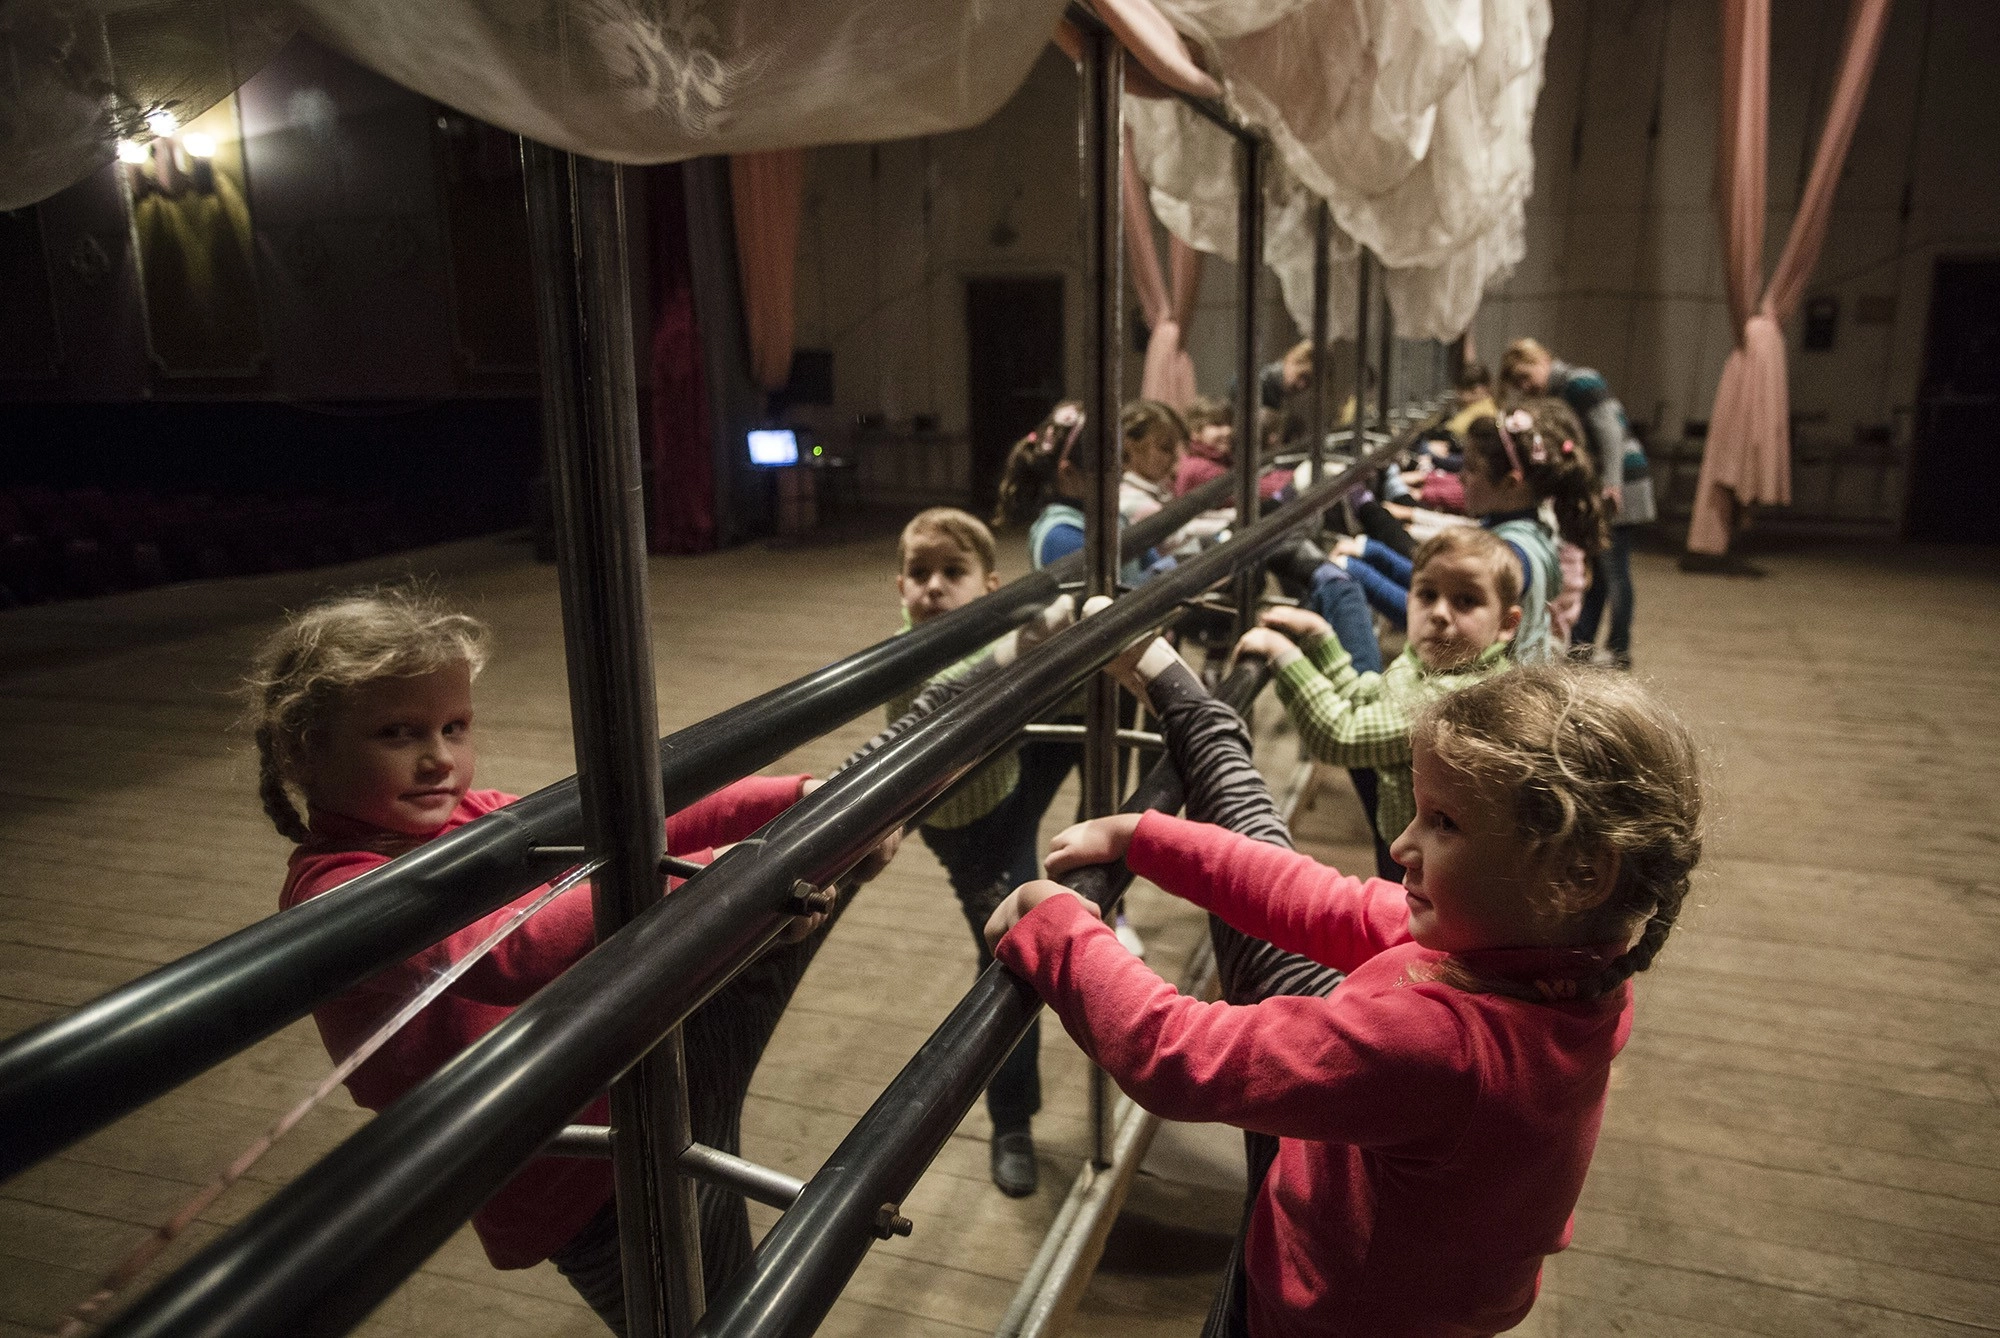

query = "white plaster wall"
[[790, 48, 1299, 506], [1472, 0, 2000, 531], [791, 50, 1084, 472]]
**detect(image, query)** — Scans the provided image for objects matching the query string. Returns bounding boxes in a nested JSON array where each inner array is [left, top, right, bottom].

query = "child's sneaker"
[[991, 1127, 1038, 1197]]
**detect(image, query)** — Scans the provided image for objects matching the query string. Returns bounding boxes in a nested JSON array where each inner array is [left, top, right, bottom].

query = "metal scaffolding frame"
[[85, 422, 1405, 1338], [1077, 15, 1125, 1171], [521, 141, 705, 1337], [1308, 199, 1332, 486], [1230, 130, 1265, 640]]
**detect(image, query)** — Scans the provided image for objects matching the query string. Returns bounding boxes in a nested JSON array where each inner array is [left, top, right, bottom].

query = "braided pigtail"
[[1413, 664, 1706, 999], [1528, 397, 1610, 556], [1591, 909, 1674, 991], [243, 583, 490, 843], [255, 724, 311, 844]]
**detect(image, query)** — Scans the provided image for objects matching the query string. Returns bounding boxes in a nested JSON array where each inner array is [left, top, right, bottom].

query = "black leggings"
[[1142, 662, 1344, 1338], [550, 893, 860, 1331], [1356, 498, 1418, 559]]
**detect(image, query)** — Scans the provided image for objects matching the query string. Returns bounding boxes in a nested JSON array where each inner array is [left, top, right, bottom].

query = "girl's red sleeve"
[[665, 775, 808, 854], [440, 773, 809, 998], [287, 847, 599, 1009], [1125, 811, 1411, 973], [996, 895, 1469, 1146], [290, 778, 801, 1011]]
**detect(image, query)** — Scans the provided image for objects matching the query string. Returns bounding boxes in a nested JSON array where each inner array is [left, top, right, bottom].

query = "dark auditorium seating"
[[0, 481, 506, 608]]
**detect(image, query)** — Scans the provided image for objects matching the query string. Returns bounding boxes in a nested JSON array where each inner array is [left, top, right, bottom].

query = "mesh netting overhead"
[[0, 0, 1071, 211]]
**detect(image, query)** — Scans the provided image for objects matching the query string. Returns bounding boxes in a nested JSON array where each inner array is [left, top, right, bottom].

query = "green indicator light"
[[813, 445, 823, 456]]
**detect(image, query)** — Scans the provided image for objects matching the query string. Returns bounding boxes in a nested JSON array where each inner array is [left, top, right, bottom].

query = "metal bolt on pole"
[[1308, 199, 1331, 488], [1078, 19, 1123, 1170], [522, 141, 704, 1338], [1231, 134, 1264, 638]]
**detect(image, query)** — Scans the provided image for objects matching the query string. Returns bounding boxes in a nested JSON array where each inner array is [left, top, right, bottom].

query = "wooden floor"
[[0, 530, 1995, 1336]]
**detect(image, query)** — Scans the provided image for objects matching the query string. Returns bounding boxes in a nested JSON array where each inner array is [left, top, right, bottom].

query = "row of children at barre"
[[994, 336, 1648, 666], [240, 348, 1696, 1337]]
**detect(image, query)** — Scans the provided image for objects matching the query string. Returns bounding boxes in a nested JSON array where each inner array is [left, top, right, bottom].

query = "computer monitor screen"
[[746, 429, 799, 467]]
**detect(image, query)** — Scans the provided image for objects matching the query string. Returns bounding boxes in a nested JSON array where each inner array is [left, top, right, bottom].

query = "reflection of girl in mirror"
[[246, 585, 894, 1331]]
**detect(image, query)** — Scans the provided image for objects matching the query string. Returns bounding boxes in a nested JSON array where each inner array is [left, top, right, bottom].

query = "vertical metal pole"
[[1308, 200, 1331, 488], [1230, 135, 1264, 638], [1352, 247, 1372, 447], [521, 142, 704, 1338], [1341, 247, 1371, 535], [1079, 21, 1123, 1170], [1376, 274, 1395, 436]]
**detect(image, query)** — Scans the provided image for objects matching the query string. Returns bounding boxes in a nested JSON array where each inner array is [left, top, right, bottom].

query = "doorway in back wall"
[[1907, 258, 2000, 543], [965, 276, 1064, 518]]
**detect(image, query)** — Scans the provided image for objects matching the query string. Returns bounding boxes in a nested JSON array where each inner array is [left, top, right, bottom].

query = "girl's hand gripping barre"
[[981, 811, 1142, 950]]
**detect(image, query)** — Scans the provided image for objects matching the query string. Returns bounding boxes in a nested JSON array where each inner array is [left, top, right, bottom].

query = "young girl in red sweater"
[[249, 586, 888, 1333], [987, 641, 1704, 1338]]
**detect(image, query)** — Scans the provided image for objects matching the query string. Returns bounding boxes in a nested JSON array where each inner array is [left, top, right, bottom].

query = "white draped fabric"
[[1127, 0, 1550, 340], [2, 0, 1550, 343], [0, 0, 1070, 210]]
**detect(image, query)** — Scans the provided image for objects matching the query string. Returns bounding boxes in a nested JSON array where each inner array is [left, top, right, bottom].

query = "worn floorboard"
[[0, 533, 1995, 1337]]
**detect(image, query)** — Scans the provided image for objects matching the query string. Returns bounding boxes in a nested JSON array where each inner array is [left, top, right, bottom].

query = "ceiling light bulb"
[[145, 109, 179, 137], [116, 139, 150, 165]]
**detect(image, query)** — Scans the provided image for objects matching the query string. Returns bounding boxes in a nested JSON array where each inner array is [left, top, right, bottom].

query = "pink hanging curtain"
[[728, 149, 805, 393], [1687, 0, 1894, 555], [1122, 125, 1203, 408]]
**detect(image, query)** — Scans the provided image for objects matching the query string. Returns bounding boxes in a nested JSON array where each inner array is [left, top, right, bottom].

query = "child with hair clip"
[[1504, 339, 1653, 667], [249, 585, 897, 1333], [1240, 526, 1525, 882], [994, 398, 1168, 581], [1460, 399, 1607, 661], [990, 403, 1157, 960], [993, 399, 1215, 585], [993, 400, 1090, 568], [1510, 396, 1595, 647], [985, 636, 1704, 1338]]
